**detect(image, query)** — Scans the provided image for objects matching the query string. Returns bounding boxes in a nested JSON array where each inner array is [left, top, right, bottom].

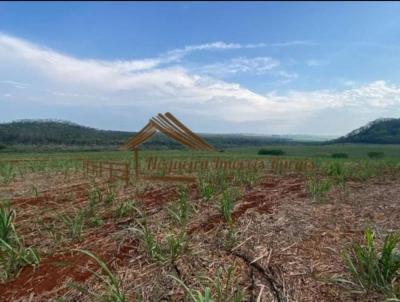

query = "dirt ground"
[[0, 170, 399, 301]]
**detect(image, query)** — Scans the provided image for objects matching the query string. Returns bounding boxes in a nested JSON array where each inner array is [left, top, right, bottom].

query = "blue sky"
[[1, 2, 400, 135]]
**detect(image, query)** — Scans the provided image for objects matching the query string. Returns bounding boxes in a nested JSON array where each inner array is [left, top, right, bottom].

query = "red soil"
[[188, 176, 306, 234], [138, 183, 198, 210], [0, 252, 93, 301], [1, 176, 305, 301], [138, 186, 178, 209], [0, 238, 139, 301]]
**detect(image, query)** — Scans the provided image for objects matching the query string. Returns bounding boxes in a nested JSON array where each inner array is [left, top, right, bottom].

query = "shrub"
[[339, 227, 400, 299], [331, 153, 349, 158], [258, 148, 285, 156], [368, 151, 385, 159]]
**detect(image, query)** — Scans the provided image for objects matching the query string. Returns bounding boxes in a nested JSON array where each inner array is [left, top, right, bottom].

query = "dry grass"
[[0, 159, 399, 301]]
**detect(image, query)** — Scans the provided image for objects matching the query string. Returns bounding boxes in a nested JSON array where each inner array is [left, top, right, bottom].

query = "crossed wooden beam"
[[122, 112, 215, 151]]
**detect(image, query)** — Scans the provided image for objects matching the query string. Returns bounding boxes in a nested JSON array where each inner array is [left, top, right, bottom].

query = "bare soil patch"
[[1, 170, 399, 301]]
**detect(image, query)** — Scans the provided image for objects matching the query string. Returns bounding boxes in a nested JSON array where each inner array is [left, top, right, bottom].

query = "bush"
[[0, 144, 6, 151], [331, 153, 349, 158], [258, 149, 285, 156], [368, 151, 385, 159]]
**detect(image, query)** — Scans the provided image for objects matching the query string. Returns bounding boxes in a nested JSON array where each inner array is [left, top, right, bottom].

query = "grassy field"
[[2, 143, 400, 160], [0, 145, 400, 301]]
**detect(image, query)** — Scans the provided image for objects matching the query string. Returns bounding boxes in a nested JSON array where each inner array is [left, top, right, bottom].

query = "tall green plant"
[[168, 186, 191, 225], [0, 164, 15, 184], [326, 161, 347, 189], [339, 227, 400, 299], [0, 237, 40, 281], [306, 177, 332, 203], [73, 249, 126, 302], [198, 176, 215, 201], [116, 200, 139, 218], [104, 185, 116, 206], [219, 190, 237, 224], [133, 223, 187, 264], [60, 211, 85, 241], [0, 204, 40, 281], [0, 201, 16, 244], [169, 264, 243, 302], [134, 222, 165, 263], [169, 274, 213, 302]]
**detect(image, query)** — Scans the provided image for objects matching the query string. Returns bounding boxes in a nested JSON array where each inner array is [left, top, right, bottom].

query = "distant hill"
[[0, 119, 132, 146], [333, 118, 400, 144], [0, 119, 296, 152]]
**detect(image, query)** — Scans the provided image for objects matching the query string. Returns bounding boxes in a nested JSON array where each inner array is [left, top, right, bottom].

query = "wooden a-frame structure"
[[122, 112, 215, 177]]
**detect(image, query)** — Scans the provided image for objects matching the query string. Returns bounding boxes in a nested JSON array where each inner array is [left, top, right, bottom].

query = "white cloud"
[[0, 33, 399, 131], [276, 70, 299, 84], [195, 56, 280, 76], [164, 40, 315, 61], [0, 80, 29, 89], [272, 40, 316, 47]]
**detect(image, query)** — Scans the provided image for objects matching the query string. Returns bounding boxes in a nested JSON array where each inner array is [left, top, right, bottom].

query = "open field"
[[3, 143, 400, 160], [0, 146, 400, 301]]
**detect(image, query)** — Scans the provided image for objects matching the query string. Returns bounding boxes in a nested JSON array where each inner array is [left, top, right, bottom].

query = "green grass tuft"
[[338, 227, 400, 299]]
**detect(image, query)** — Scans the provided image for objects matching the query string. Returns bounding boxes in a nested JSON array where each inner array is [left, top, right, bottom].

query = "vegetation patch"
[[331, 152, 349, 158], [258, 148, 285, 156], [338, 227, 400, 300], [1, 149, 400, 301], [368, 151, 385, 159]]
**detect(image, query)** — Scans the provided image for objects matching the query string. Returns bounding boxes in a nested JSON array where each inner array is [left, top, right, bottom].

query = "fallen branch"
[[229, 250, 286, 302]]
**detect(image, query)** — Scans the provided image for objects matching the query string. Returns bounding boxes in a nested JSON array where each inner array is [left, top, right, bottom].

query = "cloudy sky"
[[1, 2, 400, 135]]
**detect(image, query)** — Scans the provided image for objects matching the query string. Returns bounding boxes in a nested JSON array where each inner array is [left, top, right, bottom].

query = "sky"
[[1, 2, 400, 136]]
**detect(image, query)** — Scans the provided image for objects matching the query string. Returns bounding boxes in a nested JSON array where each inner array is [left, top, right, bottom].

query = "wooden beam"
[[125, 122, 157, 149], [142, 175, 196, 183], [165, 112, 214, 151], [151, 117, 201, 150], [122, 112, 216, 152], [151, 118, 200, 149], [157, 114, 206, 150]]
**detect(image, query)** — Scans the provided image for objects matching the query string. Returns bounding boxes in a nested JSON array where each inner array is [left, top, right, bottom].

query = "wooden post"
[[124, 163, 129, 186], [134, 149, 139, 177]]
